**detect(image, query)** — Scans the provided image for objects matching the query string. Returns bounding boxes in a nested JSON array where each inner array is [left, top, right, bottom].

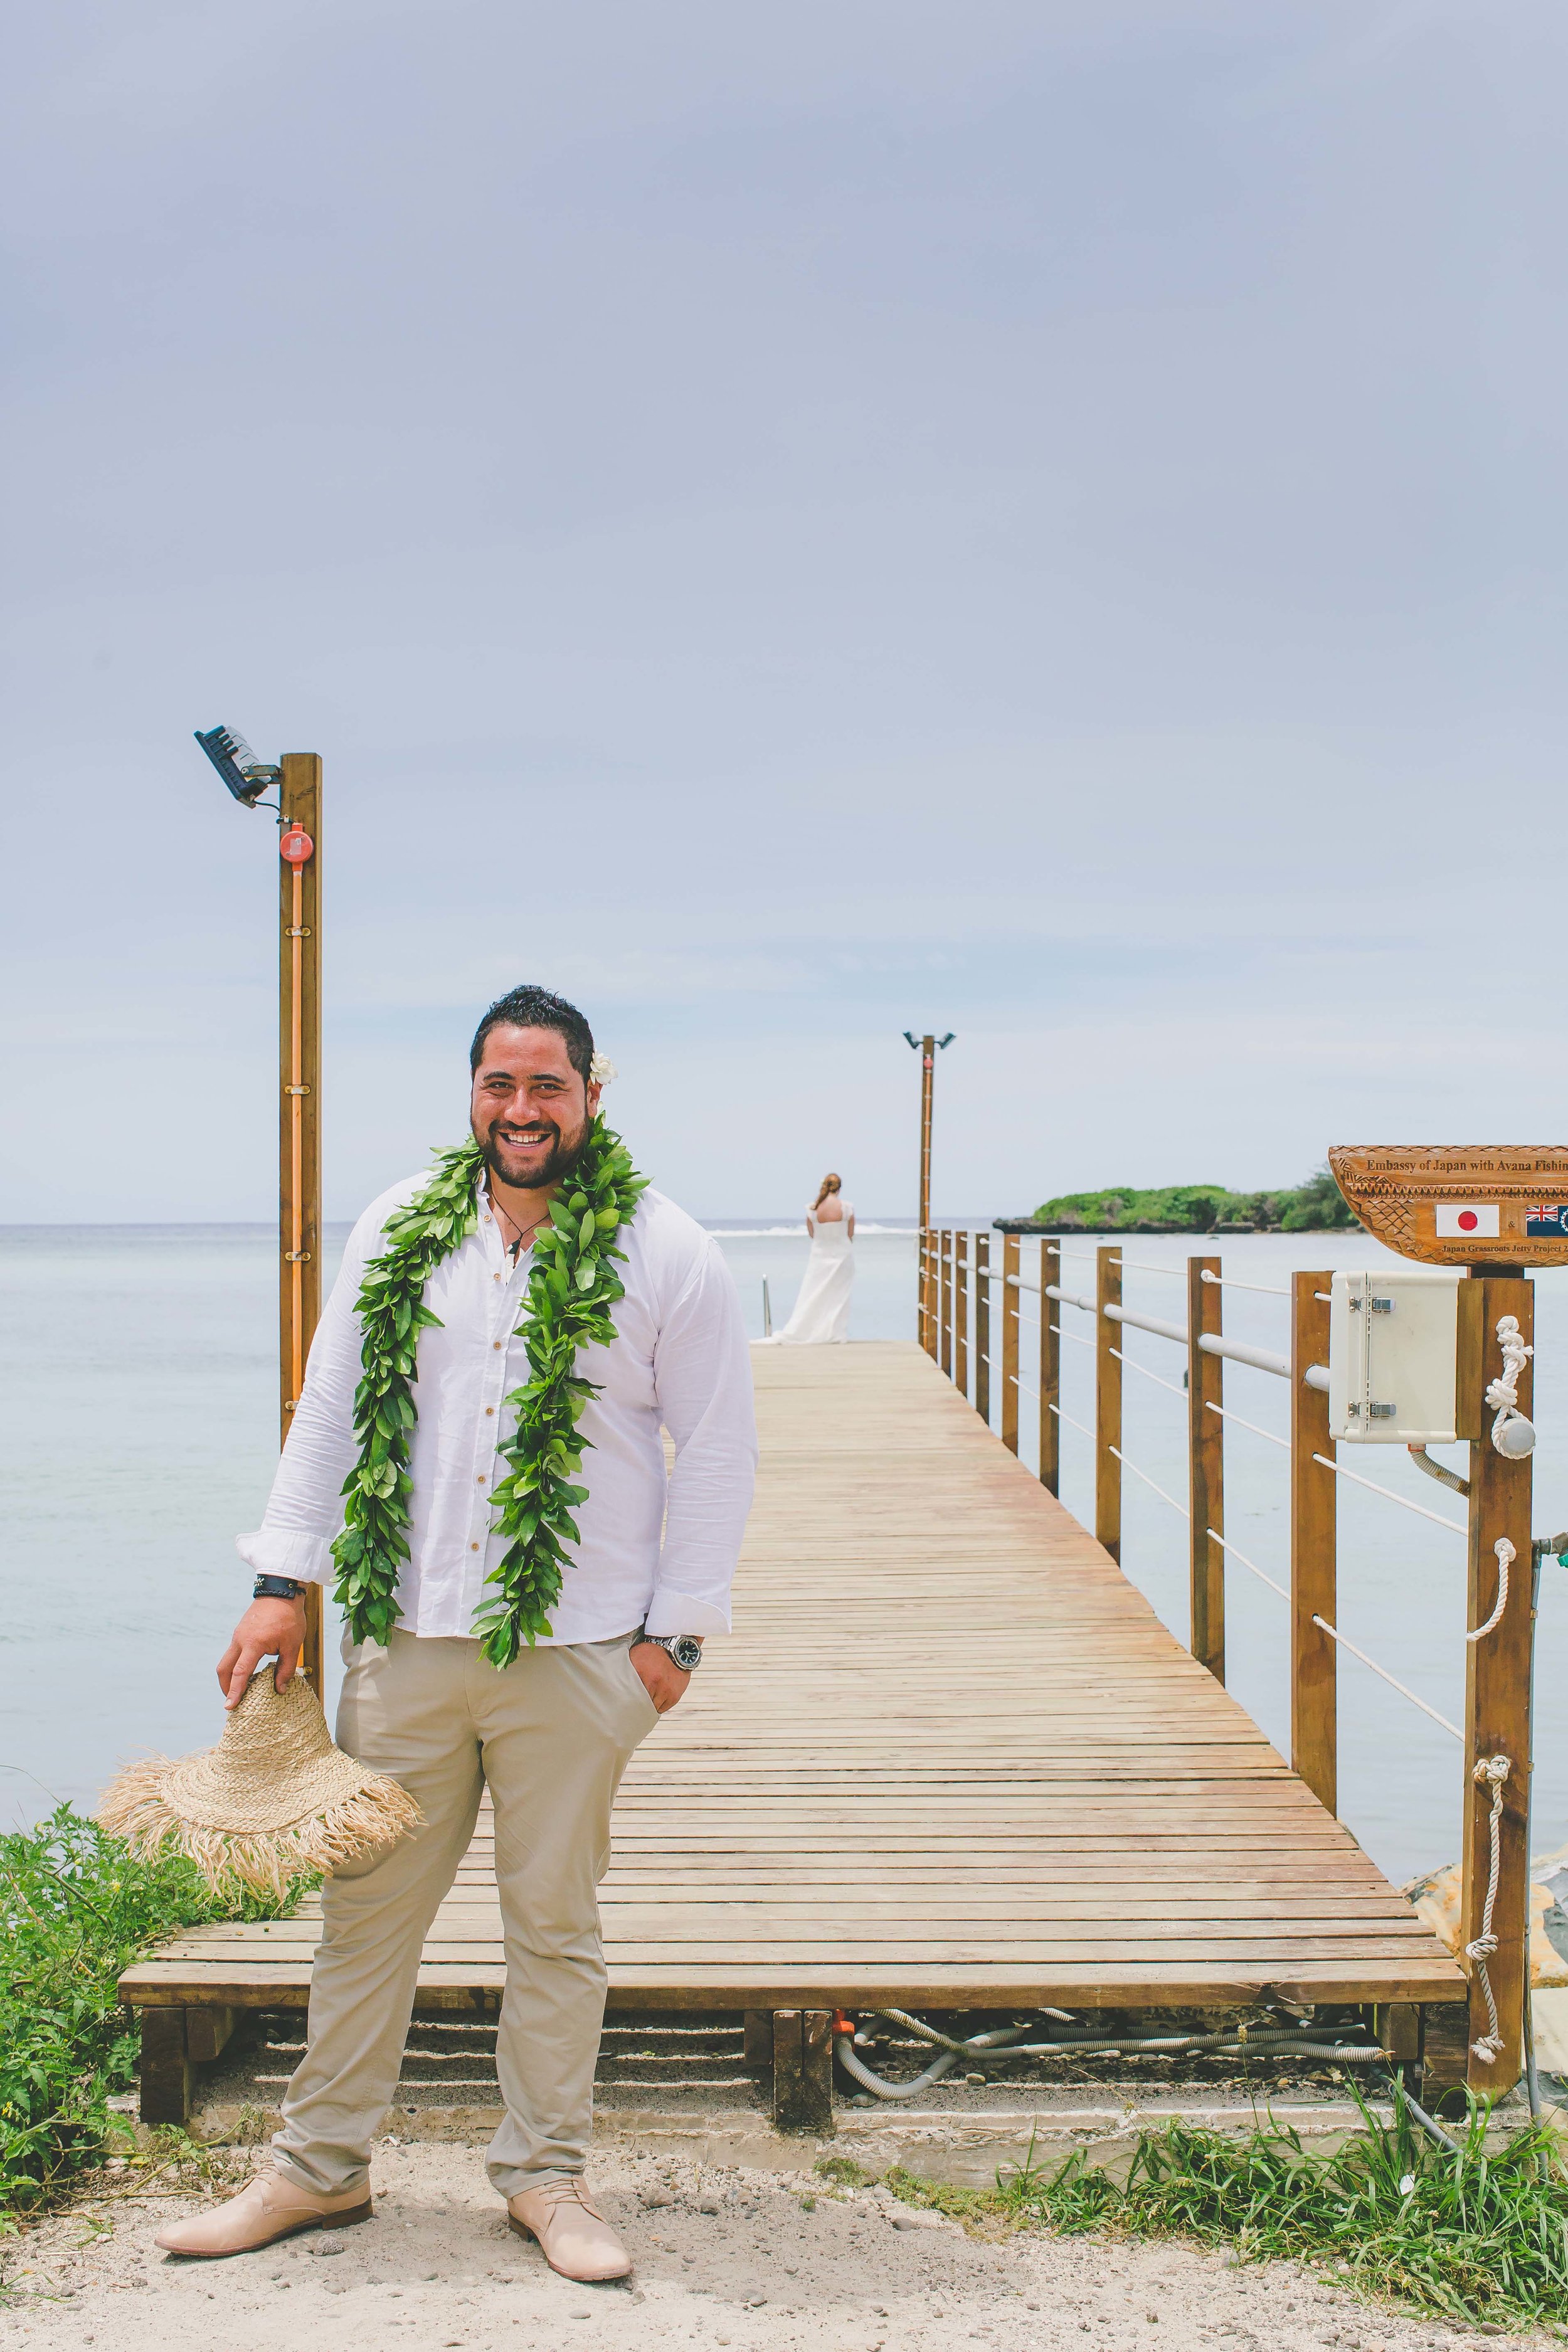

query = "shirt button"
[[493, 1341, 502, 1350], [470, 1542, 479, 1552], [483, 1213, 492, 1222], [485, 1406, 495, 1416], [493, 1272, 501, 1282], [477, 1475, 486, 1485]]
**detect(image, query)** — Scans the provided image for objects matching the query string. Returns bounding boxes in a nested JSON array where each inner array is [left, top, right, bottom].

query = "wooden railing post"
[[955, 1229, 970, 1399], [1040, 1238, 1060, 1493], [923, 1229, 938, 1357], [1458, 1273, 1535, 2094], [940, 1230, 953, 1379], [1187, 1255, 1224, 1682], [1000, 1234, 1020, 1453], [916, 1229, 924, 1352], [1290, 1271, 1336, 1815], [1095, 1244, 1122, 1563], [974, 1232, 990, 1426]]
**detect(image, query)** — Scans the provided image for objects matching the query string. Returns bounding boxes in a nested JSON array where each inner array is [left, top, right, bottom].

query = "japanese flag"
[[1435, 1203, 1500, 1237]]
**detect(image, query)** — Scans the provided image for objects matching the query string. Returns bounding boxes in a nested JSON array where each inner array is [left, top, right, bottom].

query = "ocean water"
[[3, 1221, 1564, 1890]]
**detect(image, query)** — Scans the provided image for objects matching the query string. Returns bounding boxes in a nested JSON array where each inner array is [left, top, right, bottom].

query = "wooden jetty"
[[120, 1342, 1463, 2127]]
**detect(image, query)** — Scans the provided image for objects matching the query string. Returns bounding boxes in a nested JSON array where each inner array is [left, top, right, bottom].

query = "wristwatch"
[[636, 1632, 703, 1672], [253, 1575, 307, 1601]]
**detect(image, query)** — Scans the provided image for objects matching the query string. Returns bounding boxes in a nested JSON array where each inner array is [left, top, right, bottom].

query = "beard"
[[474, 1113, 587, 1194]]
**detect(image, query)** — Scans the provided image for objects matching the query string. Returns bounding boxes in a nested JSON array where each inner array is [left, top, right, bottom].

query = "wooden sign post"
[[1187, 1255, 1224, 1683], [278, 755, 323, 1694], [1329, 1145, 1559, 2092], [1456, 1274, 1534, 2095], [1095, 1244, 1122, 1564]]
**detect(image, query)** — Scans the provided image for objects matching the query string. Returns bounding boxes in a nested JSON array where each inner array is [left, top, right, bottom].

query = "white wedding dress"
[[766, 1203, 855, 1345]]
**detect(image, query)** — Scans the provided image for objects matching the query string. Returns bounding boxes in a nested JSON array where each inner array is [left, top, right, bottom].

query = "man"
[[157, 985, 756, 2280]]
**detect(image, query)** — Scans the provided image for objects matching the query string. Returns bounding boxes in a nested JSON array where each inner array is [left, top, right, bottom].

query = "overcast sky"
[[4, 1, 1562, 1221]]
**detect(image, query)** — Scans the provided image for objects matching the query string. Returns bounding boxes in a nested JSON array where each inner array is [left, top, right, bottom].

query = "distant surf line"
[[702, 1222, 916, 1239]]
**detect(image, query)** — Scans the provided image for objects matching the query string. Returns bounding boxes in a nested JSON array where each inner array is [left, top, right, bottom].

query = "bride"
[[765, 1173, 856, 1345]]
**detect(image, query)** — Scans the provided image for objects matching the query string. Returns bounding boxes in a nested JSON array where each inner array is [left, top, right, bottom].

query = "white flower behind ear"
[[589, 1052, 618, 1089]]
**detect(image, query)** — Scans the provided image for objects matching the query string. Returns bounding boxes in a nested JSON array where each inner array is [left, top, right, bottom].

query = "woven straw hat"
[[98, 1668, 420, 1897]]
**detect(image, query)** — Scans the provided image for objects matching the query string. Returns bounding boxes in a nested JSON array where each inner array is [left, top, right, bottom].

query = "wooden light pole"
[[198, 729, 327, 1693], [906, 1031, 951, 1352], [278, 755, 324, 1694]]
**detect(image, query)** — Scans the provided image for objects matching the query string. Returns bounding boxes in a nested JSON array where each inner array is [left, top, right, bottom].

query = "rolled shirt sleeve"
[[642, 1239, 758, 1637]]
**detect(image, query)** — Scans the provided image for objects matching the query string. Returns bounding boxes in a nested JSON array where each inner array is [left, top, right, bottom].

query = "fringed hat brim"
[[98, 1754, 422, 1897]]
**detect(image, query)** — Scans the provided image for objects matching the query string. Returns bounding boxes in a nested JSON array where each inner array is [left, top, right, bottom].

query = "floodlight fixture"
[[194, 724, 282, 807], [903, 1030, 955, 1049]]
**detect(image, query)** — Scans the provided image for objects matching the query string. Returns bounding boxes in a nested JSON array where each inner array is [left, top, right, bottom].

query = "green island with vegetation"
[[0, 1804, 307, 2221], [1011, 1164, 1357, 1235]]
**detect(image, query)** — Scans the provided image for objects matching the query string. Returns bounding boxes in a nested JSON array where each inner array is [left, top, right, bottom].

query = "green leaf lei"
[[329, 1119, 649, 1667]]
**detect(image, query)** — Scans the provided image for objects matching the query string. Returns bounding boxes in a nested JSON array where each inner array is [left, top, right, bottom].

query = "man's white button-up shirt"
[[238, 1176, 757, 1643]]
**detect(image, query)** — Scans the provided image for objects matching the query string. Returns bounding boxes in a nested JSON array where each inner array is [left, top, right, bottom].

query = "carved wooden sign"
[[1328, 1146, 1568, 1266]]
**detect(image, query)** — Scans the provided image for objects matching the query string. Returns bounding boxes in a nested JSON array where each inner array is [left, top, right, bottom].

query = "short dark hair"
[[469, 985, 595, 1083]]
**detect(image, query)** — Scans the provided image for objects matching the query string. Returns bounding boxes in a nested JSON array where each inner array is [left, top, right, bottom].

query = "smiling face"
[[469, 1023, 601, 1194]]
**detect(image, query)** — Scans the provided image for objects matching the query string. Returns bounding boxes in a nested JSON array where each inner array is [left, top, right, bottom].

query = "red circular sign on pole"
[[280, 823, 314, 867]]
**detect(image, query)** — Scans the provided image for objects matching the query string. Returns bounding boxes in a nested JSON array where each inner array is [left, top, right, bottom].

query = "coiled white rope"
[[1468, 1539, 1513, 1644], [1466, 1754, 1512, 2063], [1488, 1315, 1534, 1456]]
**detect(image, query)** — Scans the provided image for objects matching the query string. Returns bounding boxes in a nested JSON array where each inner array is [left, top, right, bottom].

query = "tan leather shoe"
[[507, 2178, 632, 2281], [154, 2168, 373, 2258]]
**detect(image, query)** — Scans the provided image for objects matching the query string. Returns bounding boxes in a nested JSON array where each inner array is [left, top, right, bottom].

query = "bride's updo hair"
[[813, 1173, 842, 1210]]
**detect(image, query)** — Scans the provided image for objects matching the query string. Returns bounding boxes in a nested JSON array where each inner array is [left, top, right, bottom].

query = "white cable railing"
[[1311, 1453, 1467, 1538], [1046, 1283, 1097, 1315], [1205, 1527, 1289, 1602], [1308, 1617, 1463, 1744], [1201, 1269, 1291, 1298], [1205, 1399, 1289, 1451], [1111, 1348, 1187, 1400], [1046, 1279, 1302, 1380], [1110, 1446, 1189, 1520], [926, 1225, 1495, 1850], [1106, 1301, 1189, 1347], [1202, 1528, 1462, 1740]]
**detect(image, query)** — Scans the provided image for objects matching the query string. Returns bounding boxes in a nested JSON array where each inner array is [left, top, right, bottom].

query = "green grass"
[[860, 2089, 1568, 2332], [0, 1804, 309, 2224]]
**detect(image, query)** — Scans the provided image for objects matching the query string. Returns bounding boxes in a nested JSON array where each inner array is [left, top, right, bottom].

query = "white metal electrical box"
[[1327, 1268, 1463, 1444]]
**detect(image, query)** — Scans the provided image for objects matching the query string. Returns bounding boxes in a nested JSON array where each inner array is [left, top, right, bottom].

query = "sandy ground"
[[0, 2143, 1548, 2352]]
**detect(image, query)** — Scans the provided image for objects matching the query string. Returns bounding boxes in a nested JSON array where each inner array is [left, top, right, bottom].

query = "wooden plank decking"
[[120, 1343, 1462, 2018]]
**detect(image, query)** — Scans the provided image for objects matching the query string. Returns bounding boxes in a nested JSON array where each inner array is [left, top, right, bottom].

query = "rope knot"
[[1465, 1752, 1513, 2068], [1486, 1315, 1535, 1457], [1468, 1547, 1513, 1645]]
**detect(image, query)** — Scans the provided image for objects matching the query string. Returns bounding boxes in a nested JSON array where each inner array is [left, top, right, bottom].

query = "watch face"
[[670, 1636, 702, 1671]]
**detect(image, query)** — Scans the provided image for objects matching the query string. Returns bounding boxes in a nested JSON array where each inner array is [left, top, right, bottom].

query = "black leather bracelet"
[[252, 1574, 307, 1601]]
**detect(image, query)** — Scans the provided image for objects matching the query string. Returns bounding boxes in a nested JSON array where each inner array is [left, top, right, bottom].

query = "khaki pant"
[[272, 1628, 657, 2200]]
